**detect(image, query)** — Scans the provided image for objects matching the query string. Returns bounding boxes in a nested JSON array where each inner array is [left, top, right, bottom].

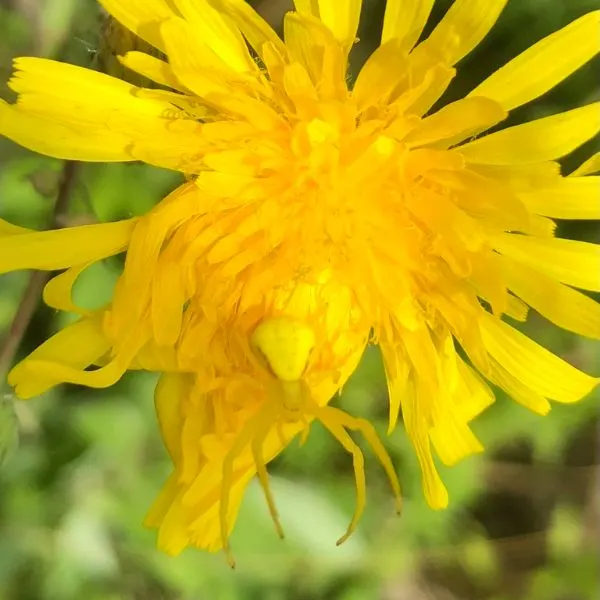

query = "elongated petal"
[[501, 256, 600, 339], [10, 57, 169, 119], [420, 0, 508, 66], [119, 51, 187, 91], [172, 0, 256, 73], [491, 233, 600, 292], [380, 342, 409, 433], [160, 18, 238, 97], [404, 381, 449, 509], [131, 340, 180, 372], [381, 0, 434, 50], [8, 314, 110, 399], [454, 358, 495, 423], [486, 359, 551, 415], [316, 0, 362, 50], [295, 0, 362, 48], [518, 177, 600, 220], [213, 0, 286, 58], [470, 11, 600, 111], [352, 40, 408, 111], [430, 414, 484, 466], [294, 0, 319, 16], [405, 97, 507, 147], [3, 58, 204, 169], [0, 100, 132, 161], [151, 257, 186, 347], [155, 373, 191, 461], [571, 152, 600, 176], [144, 472, 180, 529], [480, 314, 598, 403], [0, 220, 31, 235], [283, 12, 346, 98], [43, 263, 91, 314], [460, 103, 600, 164], [98, 0, 178, 52], [0, 220, 136, 273], [19, 327, 147, 390]]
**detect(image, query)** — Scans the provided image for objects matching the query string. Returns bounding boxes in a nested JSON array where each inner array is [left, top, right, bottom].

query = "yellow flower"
[[1, 0, 600, 561]]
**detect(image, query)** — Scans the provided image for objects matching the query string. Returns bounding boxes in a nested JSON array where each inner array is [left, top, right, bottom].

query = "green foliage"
[[1, 1, 599, 599]]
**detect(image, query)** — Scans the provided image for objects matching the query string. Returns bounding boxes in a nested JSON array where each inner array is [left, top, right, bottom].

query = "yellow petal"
[[459, 103, 600, 164], [283, 12, 346, 99], [501, 256, 600, 339], [155, 488, 193, 557], [293, 0, 319, 17], [0, 219, 30, 235], [98, 0, 177, 52], [3, 58, 200, 168], [118, 51, 187, 91], [381, 0, 434, 50], [469, 11, 600, 111], [0, 220, 135, 274], [433, 333, 494, 450], [155, 373, 191, 461], [109, 185, 200, 336], [430, 414, 484, 466], [213, 0, 286, 59], [571, 152, 600, 176], [315, 0, 362, 50], [518, 177, 600, 220], [0, 100, 132, 161], [172, 0, 256, 73], [470, 162, 561, 190], [405, 97, 507, 148], [380, 342, 409, 434], [160, 18, 236, 96], [419, 0, 508, 66], [295, 0, 361, 51], [403, 381, 449, 509], [401, 327, 441, 404], [18, 329, 146, 391], [480, 314, 598, 403], [352, 40, 408, 112], [144, 472, 180, 529], [130, 340, 179, 372], [43, 263, 91, 314], [486, 359, 551, 415], [491, 233, 600, 292], [399, 62, 456, 117], [10, 58, 168, 121], [454, 358, 495, 423], [151, 257, 186, 347], [8, 313, 110, 399]]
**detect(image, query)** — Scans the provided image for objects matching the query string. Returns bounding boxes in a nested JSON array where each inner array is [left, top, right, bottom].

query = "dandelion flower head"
[[1, 0, 599, 561]]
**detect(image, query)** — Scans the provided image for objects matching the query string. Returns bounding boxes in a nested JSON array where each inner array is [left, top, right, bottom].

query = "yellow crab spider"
[[219, 316, 402, 567]]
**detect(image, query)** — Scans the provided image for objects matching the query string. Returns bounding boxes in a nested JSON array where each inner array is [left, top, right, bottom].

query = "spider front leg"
[[326, 406, 402, 515], [220, 402, 274, 568], [314, 406, 367, 546], [250, 417, 285, 540]]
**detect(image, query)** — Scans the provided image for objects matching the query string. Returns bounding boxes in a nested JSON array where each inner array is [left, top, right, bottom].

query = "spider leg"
[[326, 406, 402, 515], [276, 420, 287, 446], [251, 417, 285, 540], [298, 415, 311, 446], [315, 406, 366, 546], [220, 402, 273, 568]]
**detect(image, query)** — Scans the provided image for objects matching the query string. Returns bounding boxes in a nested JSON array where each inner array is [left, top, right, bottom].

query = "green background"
[[0, 1, 599, 599]]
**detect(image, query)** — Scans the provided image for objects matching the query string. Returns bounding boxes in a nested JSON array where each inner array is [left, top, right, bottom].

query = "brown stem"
[[0, 161, 80, 382]]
